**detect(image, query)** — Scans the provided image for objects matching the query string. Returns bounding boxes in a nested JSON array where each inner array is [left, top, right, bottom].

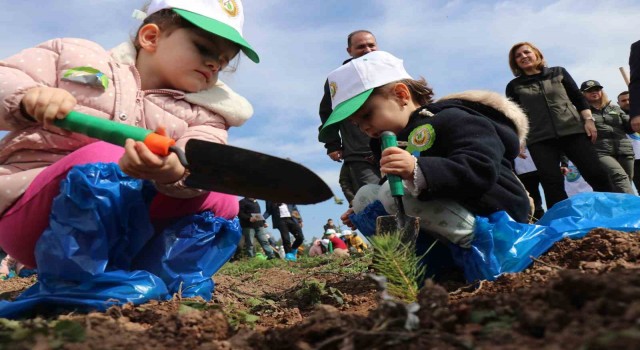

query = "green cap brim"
[[318, 89, 373, 142], [174, 9, 260, 63]]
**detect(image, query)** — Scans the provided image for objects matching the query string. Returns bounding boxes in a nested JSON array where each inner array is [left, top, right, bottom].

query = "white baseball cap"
[[324, 228, 336, 235], [319, 51, 411, 141], [146, 0, 259, 63]]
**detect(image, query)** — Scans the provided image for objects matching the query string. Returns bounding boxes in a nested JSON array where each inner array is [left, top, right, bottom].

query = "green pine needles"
[[369, 232, 430, 303]]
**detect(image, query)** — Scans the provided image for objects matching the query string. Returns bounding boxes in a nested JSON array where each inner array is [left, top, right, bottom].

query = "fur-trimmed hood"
[[110, 42, 253, 127], [438, 90, 528, 145]]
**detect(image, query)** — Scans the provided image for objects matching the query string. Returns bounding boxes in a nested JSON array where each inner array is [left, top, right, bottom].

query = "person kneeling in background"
[[323, 229, 350, 258], [343, 230, 368, 253]]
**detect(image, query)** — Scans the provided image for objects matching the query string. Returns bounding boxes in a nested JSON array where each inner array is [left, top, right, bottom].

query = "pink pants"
[[0, 142, 239, 268]]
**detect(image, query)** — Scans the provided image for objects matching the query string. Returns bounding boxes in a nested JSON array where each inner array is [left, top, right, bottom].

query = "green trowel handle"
[[381, 131, 404, 197], [54, 111, 176, 156]]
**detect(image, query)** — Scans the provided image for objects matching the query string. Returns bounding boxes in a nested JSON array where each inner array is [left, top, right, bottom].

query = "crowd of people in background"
[[311, 222, 369, 257], [235, 211, 370, 262], [508, 41, 640, 222], [234, 197, 308, 262], [507, 42, 614, 212]]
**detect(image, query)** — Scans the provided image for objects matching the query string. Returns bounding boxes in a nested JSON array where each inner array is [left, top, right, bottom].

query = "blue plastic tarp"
[[0, 163, 241, 318], [453, 192, 640, 281], [536, 192, 640, 238], [349, 193, 640, 283]]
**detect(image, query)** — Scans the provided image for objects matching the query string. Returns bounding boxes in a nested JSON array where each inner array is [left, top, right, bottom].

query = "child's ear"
[[137, 24, 162, 52], [392, 83, 411, 105]]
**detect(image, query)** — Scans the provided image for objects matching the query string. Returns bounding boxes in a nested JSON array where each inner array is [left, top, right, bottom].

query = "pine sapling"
[[369, 231, 429, 303]]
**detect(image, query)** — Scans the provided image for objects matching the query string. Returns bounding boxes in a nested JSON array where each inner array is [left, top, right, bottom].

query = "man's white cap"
[[324, 228, 336, 235], [145, 0, 259, 63], [319, 51, 411, 141], [341, 230, 352, 236]]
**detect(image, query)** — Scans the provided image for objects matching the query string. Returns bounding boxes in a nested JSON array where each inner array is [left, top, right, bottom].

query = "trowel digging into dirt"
[[375, 131, 420, 244], [54, 111, 333, 204]]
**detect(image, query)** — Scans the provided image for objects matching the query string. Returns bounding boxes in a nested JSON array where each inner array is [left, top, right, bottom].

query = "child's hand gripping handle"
[[381, 131, 404, 197], [53, 111, 176, 156]]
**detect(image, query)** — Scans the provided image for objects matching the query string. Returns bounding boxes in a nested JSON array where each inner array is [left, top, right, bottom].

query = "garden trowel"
[[54, 111, 332, 204], [375, 131, 420, 243]]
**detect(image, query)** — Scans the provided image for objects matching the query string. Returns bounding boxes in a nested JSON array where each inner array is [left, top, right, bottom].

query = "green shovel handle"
[[381, 131, 404, 197], [54, 111, 176, 156]]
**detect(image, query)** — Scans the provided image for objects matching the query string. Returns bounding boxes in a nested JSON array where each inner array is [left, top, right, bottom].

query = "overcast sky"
[[1, 0, 639, 241]]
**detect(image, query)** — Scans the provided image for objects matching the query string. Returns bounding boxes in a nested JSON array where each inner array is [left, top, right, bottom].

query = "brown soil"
[[1, 228, 639, 350]]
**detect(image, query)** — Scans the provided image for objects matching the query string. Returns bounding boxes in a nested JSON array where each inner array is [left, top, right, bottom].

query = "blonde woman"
[[581, 80, 635, 194], [506, 42, 612, 209]]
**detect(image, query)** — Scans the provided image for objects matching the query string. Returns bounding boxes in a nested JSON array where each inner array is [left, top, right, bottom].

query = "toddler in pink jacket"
[[0, 0, 259, 271]]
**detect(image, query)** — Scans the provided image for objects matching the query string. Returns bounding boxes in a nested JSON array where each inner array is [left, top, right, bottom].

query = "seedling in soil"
[[294, 279, 326, 307], [294, 279, 345, 309], [226, 307, 259, 330], [178, 300, 221, 315], [369, 231, 431, 303], [245, 297, 279, 315]]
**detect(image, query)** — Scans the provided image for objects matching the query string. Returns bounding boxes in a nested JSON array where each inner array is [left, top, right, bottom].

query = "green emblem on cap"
[[406, 124, 435, 154], [329, 82, 337, 99], [219, 0, 238, 17]]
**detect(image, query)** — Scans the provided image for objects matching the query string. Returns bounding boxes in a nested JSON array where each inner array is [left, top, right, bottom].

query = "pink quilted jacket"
[[0, 38, 254, 214]]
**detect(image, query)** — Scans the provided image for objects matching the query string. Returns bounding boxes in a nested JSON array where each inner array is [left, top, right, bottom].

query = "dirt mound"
[[543, 228, 640, 270], [1, 229, 639, 349]]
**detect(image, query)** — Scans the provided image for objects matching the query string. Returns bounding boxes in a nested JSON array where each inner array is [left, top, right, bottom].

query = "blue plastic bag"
[[452, 192, 640, 282], [450, 211, 559, 282], [345, 192, 640, 283], [0, 270, 169, 319], [36, 162, 158, 281], [0, 162, 240, 318], [537, 192, 640, 238], [133, 211, 241, 300]]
